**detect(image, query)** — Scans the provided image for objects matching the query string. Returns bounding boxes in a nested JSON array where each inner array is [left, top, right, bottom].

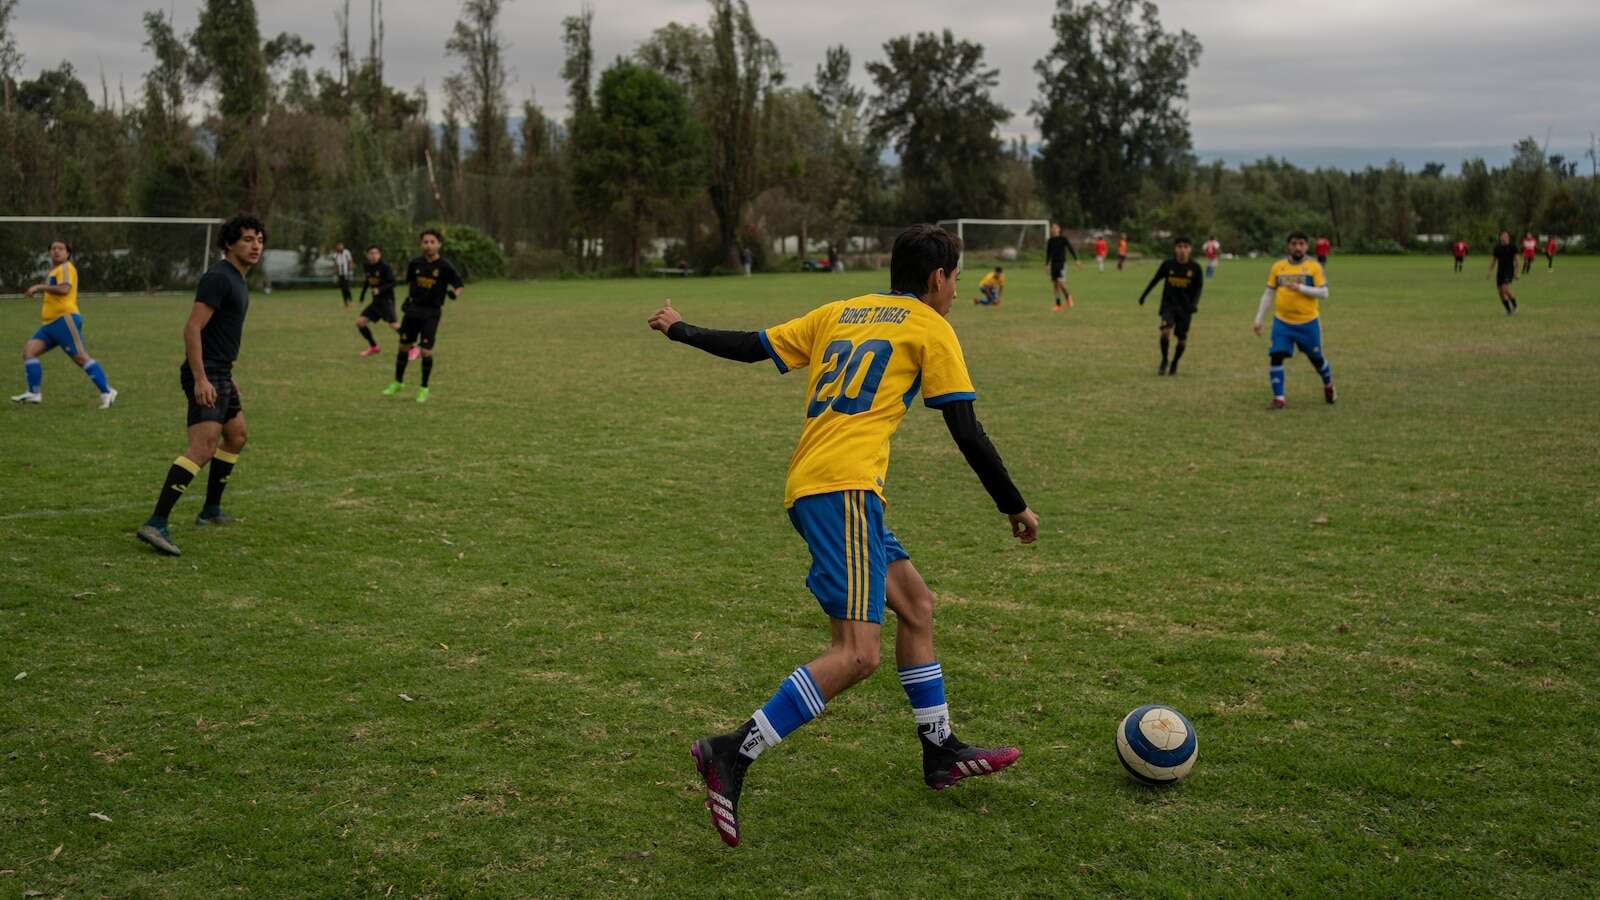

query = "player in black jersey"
[[1487, 230, 1519, 315], [355, 245, 399, 356], [1137, 237, 1204, 375], [383, 229, 465, 403], [136, 213, 264, 556], [1045, 222, 1079, 311]]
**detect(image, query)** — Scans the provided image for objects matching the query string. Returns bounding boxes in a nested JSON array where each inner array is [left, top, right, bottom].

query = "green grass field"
[[3, 256, 1597, 897]]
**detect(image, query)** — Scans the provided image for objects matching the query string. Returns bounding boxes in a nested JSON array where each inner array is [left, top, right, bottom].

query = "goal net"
[[937, 219, 1051, 265], [0, 217, 224, 296]]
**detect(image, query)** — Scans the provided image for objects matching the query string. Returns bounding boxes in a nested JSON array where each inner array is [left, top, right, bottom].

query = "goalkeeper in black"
[[1137, 237, 1204, 375]]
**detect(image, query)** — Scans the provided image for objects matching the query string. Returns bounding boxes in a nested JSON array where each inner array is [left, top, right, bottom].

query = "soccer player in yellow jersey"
[[974, 265, 1004, 305], [649, 224, 1039, 848], [12, 240, 116, 408], [1253, 231, 1335, 409]]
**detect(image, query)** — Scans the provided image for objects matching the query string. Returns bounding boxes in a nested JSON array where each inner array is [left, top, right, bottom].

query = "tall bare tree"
[[445, 0, 512, 175], [703, 0, 780, 269], [560, 6, 594, 121], [0, 0, 21, 114]]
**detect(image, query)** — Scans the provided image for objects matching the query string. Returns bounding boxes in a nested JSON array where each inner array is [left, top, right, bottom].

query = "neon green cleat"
[[416, 387, 429, 404], [382, 381, 404, 396]]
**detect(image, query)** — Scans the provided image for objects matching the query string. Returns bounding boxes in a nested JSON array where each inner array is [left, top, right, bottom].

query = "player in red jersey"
[[1093, 235, 1108, 272], [1202, 236, 1220, 279], [1451, 239, 1468, 273], [1314, 236, 1331, 267], [1544, 235, 1558, 271], [1520, 233, 1537, 275]]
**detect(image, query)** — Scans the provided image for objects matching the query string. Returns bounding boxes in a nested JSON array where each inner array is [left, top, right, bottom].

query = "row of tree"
[[0, 0, 1593, 287]]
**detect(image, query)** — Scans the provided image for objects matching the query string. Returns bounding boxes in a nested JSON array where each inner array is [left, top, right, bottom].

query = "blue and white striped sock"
[[24, 358, 41, 393], [1269, 364, 1285, 398], [747, 665, 825, 760], [82, 359, 110, 393], [900, 661, 950, 744], [1313, 358, 1332, 385]]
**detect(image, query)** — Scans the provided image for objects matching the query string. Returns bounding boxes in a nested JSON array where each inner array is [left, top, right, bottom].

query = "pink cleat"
[[360, 345, 381, 357], [408, 346, 421, 361]]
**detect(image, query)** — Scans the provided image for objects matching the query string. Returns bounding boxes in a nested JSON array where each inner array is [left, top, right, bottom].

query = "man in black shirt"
[[1045, 222, 1078, 311], [1137, 237, 1204, 375], [1487, 230, 1519, 315], [355, 244, 399, 356], [383, 229, 465, 403], [136, 213, 264, 556]]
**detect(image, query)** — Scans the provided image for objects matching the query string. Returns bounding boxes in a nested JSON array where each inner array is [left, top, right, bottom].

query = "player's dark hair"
[[994, 266, 1003, 273], [420, 228, 444, 243], [1173, 236, 1191, 246], [1287, 231, 1309, 243], [890, 224, 962, 296], [219, 213, 265, 250], [50, 239, 73, 257], [366, 244, 382, 253]]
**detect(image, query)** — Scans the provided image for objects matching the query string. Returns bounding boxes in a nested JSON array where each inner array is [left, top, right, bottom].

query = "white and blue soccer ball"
[[1116, 704, 1197, 784]]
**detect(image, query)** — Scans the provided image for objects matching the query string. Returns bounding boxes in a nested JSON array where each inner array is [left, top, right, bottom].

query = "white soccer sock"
[[743, 710, 781, 760], [915, 703, 951, 745]]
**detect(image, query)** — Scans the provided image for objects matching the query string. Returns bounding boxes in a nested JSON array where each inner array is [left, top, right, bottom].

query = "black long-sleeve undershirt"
[[939, 398, 1027, 514], [667, 321, 769, 362], [667, 320, 1026, 514]]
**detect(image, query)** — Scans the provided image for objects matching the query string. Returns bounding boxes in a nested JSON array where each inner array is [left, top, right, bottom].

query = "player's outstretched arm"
[[940, 399, 1037, 544], [648, 300, 769, 363], [1137, 265, 1164, 304]]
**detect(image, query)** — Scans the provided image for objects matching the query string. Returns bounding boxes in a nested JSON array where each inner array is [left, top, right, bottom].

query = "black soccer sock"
[[1500, 297, 1511, 312], [359, 325, 377, 347], [395, 350, 409, 383], [1159, 334, 1170, 363], [150, 456, 201, 524], [1171, 340, 1187, 365], [421, 356, 434, 388], [203, 450, 238, 514]]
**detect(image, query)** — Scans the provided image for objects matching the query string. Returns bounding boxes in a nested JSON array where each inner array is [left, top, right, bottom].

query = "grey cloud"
[[11, 0, 1598, 166]]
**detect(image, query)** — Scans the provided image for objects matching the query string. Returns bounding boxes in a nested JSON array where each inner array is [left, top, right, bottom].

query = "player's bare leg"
[[693, 620, 879, 847], [885, 560, 1019, 790]]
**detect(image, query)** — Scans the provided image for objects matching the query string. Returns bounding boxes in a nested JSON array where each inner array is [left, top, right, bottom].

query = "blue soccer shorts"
[[32, 314, 86, 356], [1269, 317, 1322, 358], [788, 489, 910, 624]]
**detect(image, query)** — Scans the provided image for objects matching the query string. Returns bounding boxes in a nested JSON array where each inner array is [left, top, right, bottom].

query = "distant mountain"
[[1195, 145, 1592, 172]]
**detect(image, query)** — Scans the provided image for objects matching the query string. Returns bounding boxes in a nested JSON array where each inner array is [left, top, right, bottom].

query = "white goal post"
[[0, 216, 226, 296], [936, 218, 1051, 265], [0, 216, 225, 264]]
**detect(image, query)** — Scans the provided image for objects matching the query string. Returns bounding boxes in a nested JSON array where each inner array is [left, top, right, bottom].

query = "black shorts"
[[1050, 265, 1065, 282], [180, 364, 242, 427], [1160, 304, 1193, 339], [398, 311, 441, 349], [360, 298, 397, 323], [1496, 274, 1515, 287], [338, 275, 353, 301]]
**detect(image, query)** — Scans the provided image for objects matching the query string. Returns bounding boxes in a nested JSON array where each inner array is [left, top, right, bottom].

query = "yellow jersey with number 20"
[[1266, 257, 1326, 325], [41, 261, 79, 323], [760, 292, 976, 508]]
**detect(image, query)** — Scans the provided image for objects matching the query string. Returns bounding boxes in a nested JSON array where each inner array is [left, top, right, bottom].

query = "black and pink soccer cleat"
[[921, 735, 1020, 791], [691, 736, 748, 847]]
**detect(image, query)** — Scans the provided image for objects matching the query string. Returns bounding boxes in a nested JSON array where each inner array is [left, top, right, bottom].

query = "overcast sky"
[[12, 0, 1600, 168]]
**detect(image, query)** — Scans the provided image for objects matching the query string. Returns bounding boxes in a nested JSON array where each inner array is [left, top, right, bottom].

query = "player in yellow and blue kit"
[[12, 240, 117, 408], [649, 224, 1039, 848], [974, 266, 1004, 305], [1253, 231, 1336, 409]]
